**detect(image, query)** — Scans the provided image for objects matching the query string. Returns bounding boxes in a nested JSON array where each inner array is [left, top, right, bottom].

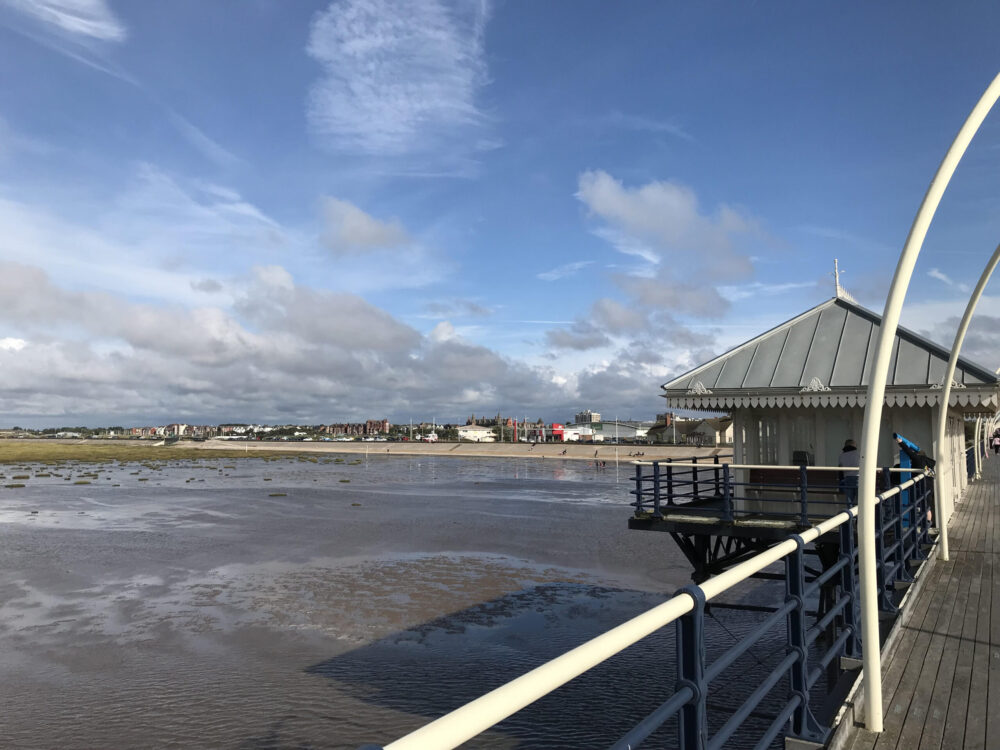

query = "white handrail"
[[382, 474, 926, 749]]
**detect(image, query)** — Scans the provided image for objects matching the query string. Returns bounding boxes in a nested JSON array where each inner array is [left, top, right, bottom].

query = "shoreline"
[[0, 437, 731, 464], [186, 438, 731, 463]]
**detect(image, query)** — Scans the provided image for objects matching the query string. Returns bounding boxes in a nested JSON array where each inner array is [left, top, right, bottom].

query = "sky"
[[2, 1, 1000, 427]]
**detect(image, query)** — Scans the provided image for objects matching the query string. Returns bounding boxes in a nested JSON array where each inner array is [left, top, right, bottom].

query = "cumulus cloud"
[[545, 325, 611, 351], [617, 278, 729, 318], [554, 168, 768, 366], [190, 278, 223, 294], [320, 197, 410, 255], [0, 261, 582, 424], [306, 0, 491, 163], [919, 313, 1000, 372], [576, 169, 756, 278]]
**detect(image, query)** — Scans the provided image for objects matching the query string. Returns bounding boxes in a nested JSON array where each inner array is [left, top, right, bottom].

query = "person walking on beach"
[[838, 438, 860, 505]]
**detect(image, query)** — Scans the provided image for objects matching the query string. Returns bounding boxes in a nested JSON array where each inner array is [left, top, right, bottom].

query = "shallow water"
[[0, 454, 797, 748]]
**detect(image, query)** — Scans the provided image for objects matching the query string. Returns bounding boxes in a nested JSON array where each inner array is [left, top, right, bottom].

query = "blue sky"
[[2, 0, 1000, 427]]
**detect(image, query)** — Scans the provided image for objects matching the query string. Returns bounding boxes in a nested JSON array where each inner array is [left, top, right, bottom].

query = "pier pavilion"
[[662, 295, 1000, 522]]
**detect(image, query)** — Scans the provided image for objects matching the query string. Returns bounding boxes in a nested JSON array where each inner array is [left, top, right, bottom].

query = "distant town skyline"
[[2, 2, 1000, 427]]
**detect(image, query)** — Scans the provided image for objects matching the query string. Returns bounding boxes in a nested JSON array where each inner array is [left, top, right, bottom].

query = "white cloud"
[[2, 0, 125, 41], [429, 320, 456, 342], [421, 298, 491, 318], [598, 111, 694, 142], [0, 337, 26, 351], [576, 170, 756, 277], [306, 0, 491, 162], [321, 197, 410, 255], [0, 260, 579, 423], [166, 110, 243, 168], [928, 268, 971, 293], [537, 260, 594, 281], [718, 280, 816, 302]]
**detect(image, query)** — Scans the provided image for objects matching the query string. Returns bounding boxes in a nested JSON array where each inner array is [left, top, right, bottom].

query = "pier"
[[841, 454, 1000, 750]]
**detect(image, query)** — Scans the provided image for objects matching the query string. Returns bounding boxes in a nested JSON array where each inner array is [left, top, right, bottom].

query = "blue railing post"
[[785, 538, 830, 744], [653, 462, 663, 519], [691, 457, 699, 499], [798, 464, 809, 526], [893, 479, 914, 582], [839, 517, 861, 658], [875, 468, 897, 613], [633, 463, 643, 514], [675, 586, 708, 750], [722, 464, 733, 522], [666, 459, 675, 506], [917, 478, 932, 554], [916, 481, 928, 557], [713, 454, 721, 497]]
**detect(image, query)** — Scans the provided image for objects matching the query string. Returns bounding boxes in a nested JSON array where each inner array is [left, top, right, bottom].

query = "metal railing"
[[629, 460, 911, 527], [360, 467, 934, 750]]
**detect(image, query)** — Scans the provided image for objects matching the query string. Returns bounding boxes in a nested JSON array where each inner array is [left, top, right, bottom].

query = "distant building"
[[457, 424, 495, 442], [574, 410, 601, 425]]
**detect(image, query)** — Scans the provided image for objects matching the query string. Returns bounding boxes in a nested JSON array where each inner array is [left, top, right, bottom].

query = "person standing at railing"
[[838, 438, 860, 504]]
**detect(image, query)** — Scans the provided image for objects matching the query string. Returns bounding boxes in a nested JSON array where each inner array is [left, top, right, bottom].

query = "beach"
[[0, 447, 783, 748], [188, 437, 731, 463]]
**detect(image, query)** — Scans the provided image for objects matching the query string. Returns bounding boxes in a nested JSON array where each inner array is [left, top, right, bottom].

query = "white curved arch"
[[933, 243, 1000, 561], [857, 72, 1000, 733]]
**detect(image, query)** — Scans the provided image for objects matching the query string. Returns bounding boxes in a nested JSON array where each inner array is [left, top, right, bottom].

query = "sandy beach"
[[189, 437, 732, 463]]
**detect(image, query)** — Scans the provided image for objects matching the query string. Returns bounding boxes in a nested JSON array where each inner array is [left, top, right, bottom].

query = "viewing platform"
[[839, 455, 1000, 750]]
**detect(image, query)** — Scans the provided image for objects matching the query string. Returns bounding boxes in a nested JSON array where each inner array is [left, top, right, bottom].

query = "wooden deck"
[[845, 456, 1000, 750]]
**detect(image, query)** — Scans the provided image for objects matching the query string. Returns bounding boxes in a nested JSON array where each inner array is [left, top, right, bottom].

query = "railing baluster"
[[633, 462, 643, 514], [653, 461, 662, 519], [666, 459, 675, 506], [722, 464, 733, 522], [676, 586, 707, 750], [692, 457, 699, 500], [784, 538, 830, 744], [875, 467, 897, 613], [839, 517, 860, 658], [713, 454, 721, 497], [798, 464, 809, 526]]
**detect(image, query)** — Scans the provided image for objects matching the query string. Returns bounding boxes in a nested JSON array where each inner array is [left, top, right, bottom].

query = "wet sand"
[[0, 455, 678, 748], [0, 453, 784, 748]]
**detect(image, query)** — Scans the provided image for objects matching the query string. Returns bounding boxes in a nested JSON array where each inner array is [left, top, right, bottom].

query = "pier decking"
[[845, 455, 1000, 750]]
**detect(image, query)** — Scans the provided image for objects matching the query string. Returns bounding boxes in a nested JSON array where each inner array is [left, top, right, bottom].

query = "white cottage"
[[661, 296, 1000, 516]]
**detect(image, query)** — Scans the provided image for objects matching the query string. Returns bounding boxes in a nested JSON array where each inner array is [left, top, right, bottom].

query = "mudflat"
[[1, 451, 722, 748]]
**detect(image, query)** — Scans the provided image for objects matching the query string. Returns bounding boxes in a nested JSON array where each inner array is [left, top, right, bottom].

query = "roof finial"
[[833, 259, 858, 303]]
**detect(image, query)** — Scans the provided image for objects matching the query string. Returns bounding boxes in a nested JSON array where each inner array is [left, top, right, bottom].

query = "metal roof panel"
[[893, 338, 931, 386], [743, 329, 789, 387], [770, 309, 822, 387], [800, 304, 848, 386], [831, 314, 873, 386]]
